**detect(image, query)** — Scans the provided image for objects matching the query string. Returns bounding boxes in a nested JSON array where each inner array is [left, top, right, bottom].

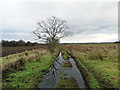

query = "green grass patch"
[[61, 50, 69, 60], [2, 51, 57, 88], [83, 58, 118, 88], [56, 77, 79, 88], [76, 58, 100, 88], [62, 61, 72, 68], [64, 73, 67, 76]]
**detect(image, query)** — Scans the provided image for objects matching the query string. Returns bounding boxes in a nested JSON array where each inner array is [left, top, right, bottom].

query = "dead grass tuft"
[[88, 50, 103, 61], [3, 58, 25, 74]]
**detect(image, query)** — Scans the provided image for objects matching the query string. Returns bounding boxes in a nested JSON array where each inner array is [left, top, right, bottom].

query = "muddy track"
[[39, 52, 86, 88], [67, 51, 111, 88], [67, 52, 89, 88]]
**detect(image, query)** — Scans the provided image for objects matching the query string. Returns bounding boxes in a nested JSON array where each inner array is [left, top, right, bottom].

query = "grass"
[[2, 49, 46, 73], [2, 44, 118, 88], [62, 61, 72, 68], [56, 77, 79, 88], [2, 50, 58, 88], [87, 50, 103, 61], [61, 50, 69, 60], [62, 43, 118, 88], [83, 59, 118, 88], [2, 48, 46, 66], [64, 73, 67, 76], [76, 58, 100, 88]]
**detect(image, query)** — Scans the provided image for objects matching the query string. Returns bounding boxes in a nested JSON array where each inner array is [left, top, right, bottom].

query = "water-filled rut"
[[39, 52, 86, 88]]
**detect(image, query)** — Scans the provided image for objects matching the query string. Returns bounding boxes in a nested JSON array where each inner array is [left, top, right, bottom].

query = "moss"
[[56, 77, 79, 88], [64, 73, 67, 76]]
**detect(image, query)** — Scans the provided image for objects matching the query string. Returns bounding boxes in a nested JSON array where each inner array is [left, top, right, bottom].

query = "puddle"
[[39, 52, 86, 88]]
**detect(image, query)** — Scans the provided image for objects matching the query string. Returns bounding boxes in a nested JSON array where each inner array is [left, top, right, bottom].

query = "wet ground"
[[39, 52, 86, 88]]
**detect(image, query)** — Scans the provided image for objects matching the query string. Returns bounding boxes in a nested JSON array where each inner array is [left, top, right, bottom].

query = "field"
[[2, 45, 45, 57], [2, 47, 59, 88], [1, 43, 119, 89], [61, 43, 118, 88]]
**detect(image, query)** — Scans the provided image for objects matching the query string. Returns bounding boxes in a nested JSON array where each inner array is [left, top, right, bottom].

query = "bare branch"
[[33, 16, 72, 52]]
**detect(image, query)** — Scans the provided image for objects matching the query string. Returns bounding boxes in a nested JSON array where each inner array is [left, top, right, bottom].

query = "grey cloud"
[[69, 24, 117, 35], [2, 1, 118, 42]]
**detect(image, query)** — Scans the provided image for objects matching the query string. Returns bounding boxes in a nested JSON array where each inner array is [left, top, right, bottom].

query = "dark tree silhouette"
[[33, 16, 72, 52], [1, 40, 39, 47]]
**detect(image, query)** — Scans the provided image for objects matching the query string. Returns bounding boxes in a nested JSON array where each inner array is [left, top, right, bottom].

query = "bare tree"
[[33, 16, 72, 52]]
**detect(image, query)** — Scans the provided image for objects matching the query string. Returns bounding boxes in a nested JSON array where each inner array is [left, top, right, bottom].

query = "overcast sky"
[[1, 0, 118, 43]]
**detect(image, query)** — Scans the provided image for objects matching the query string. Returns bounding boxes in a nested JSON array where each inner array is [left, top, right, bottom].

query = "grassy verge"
[[75, 58, 100, 88], [2, 49, 59, 88], [56, 77, 79, 88], [64, 44, 118, 88]]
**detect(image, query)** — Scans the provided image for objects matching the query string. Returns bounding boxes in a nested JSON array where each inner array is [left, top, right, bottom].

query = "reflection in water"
[[39, 52, 86, 88]]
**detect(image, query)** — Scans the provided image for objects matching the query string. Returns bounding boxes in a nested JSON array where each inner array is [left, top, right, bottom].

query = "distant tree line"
[[115, 41, 120, 43], [1, 40, 40, 47]]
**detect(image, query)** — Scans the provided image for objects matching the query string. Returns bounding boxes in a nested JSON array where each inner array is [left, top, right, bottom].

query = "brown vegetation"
[[2, 45, 46, 57]]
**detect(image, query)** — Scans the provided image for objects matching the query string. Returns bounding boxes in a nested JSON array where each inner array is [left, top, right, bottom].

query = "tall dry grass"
[[2, 48, 47, 75]]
